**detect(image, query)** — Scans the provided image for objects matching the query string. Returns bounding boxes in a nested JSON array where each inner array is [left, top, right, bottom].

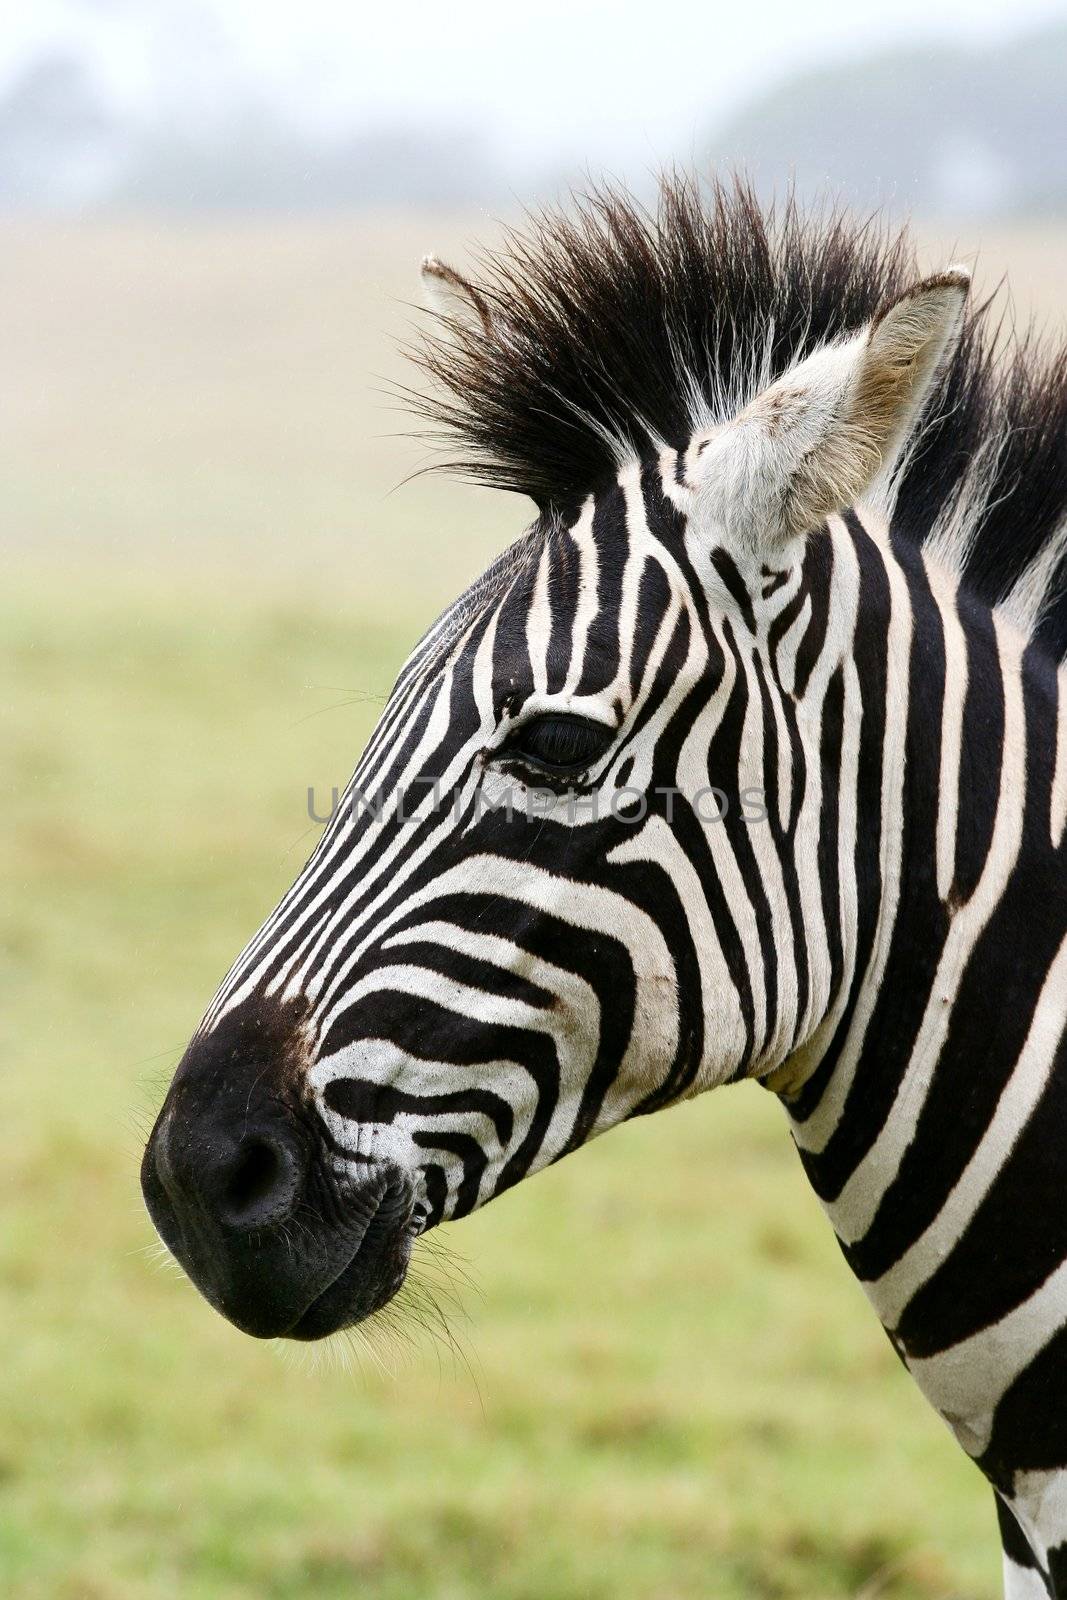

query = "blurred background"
[[4, 3, 1067, 1597]]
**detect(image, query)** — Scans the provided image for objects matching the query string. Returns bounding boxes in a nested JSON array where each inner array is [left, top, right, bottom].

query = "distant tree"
[[707, 22, 1067, 217], [113, 106, 507, 211], [0, 52, 119, 209]]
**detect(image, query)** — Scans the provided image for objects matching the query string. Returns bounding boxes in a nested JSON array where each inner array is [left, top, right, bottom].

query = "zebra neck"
[[772, 522, 1067, 1463]]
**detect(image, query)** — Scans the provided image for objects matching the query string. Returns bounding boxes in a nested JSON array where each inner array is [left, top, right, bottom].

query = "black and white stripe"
[[148, 180, 1067, 1597]]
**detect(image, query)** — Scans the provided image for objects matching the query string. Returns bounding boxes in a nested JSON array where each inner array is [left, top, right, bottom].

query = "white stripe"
[[609, 816, 748, 1086], [1051, 671, 1067, 851], [793, 520, 913, 1151], [526, 543, 552, 696], [828, 613, 1029, 1244], [868, 932, 1067, 1328], [929, 562, 969, 903], [1001, 1553, 1049, 1600], [563, 497, 598, 697], [907, 1251, 1067, 1458]]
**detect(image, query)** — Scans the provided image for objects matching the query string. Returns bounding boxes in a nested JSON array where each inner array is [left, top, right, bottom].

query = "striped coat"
[[143, 180, 1067, 1596]]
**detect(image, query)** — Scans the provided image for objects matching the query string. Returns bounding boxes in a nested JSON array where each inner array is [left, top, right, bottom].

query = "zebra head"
[[142, 189, 969, 1341]]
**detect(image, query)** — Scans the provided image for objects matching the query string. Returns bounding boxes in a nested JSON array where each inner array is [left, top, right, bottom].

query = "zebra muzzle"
[[140, 1004, 416, 1339]]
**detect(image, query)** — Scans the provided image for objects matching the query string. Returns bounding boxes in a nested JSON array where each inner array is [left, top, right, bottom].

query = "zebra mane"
[[408, 175, 1067, 662]]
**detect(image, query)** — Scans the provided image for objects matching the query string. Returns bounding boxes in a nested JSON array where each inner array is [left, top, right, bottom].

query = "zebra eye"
[[501, 714, 613, 775]]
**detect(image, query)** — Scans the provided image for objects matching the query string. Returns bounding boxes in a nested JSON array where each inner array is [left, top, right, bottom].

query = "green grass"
[[2, 576, 999, 1600]]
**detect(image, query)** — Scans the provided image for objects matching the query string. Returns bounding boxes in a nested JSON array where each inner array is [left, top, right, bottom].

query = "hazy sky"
[[6, 0, 1067, 173]]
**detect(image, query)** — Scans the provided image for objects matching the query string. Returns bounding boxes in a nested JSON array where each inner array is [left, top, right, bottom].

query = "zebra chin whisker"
[[287, 1238, 481, 1398]]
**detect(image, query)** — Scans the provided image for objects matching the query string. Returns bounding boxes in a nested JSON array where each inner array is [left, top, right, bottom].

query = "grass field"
[[5, 212, 1066, 1600]]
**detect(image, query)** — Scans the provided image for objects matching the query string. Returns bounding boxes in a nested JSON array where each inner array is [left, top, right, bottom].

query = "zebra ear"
[[420, 254, 493, 337], [693, 267, 970, 550]]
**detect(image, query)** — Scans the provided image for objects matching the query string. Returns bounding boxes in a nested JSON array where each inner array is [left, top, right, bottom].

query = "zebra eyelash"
[[490, 712, 617, 781]]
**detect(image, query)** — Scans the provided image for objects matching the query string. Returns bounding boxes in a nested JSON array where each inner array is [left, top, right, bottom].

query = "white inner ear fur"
[[420, 253, 493, 337], [691, 268, 971, 556]]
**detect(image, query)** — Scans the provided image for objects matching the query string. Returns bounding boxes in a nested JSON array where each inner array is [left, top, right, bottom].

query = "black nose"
[[211, 1132, 300, 1230], [140, 999, 415, 1340], [141, 1078, 322, 1336], [139, 1001, 325, 1335], [152, 1117, 305, 1235]]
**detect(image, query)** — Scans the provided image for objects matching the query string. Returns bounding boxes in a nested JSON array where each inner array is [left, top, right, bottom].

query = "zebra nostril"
[[215, 1134, 300, 1231]]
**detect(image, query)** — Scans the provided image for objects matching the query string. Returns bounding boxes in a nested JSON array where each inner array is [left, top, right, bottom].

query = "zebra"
[[142, 179, 1067, 1596]]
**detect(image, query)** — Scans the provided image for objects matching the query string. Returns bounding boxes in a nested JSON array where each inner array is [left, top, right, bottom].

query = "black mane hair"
[[408, 176, 1067, 661]]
